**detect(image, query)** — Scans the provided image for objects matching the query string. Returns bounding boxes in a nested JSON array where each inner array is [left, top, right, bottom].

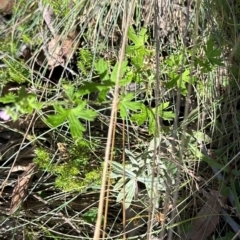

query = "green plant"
[[162, 50, 196, 96], [1, 0, 238, 238], [0, 87, 42, 121], [126, 26, 153, 71], [130, 101, 175, 135], [79, 55, 175, 135], [34, 140, 102, 192], [82, 207, 99, 223], [159, 38, 224, 98], [0, 43, 30, 87], [46, 84, 98, 139], [77, 49, 94, 77], [42, 0, 72, 18], [76, 26, 176, 135], [195, 38, 224, 73], [0, 83, 98, 140], [34, 148, 52, 170], [111, 137, 178, 209]]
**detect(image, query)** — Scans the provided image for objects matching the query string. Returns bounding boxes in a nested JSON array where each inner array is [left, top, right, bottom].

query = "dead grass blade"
[[93, 0, 135, 238], [185, 191, 226, 240], [9, 163, 36, 215]]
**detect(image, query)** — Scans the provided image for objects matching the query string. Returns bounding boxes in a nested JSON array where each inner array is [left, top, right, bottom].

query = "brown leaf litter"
[[39, 1, 79, 68], [9, 162, 37, 214], [184, 190, 227, 240], [0, 0, 14, 15], [46, 32, 79, 68]]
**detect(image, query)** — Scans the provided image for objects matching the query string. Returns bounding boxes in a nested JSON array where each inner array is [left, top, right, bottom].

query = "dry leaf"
[[11, 164, 30, 172], [46, 33, 79, 68], [38, 1, 79, 68], [0, 0, 14, 15], [39, 2, 56, 35], [9, 163, 36, 214], [11, 159, 35, 172], [185, 191, 226, 240], [47, 35, 64, 67], [57, 142, 68, 158], [155, 212, 166, 225]]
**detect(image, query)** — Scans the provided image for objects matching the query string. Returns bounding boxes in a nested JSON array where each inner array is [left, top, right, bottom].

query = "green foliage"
[[42, 0, 72, 18], [161, 39, 223, 97], [93, 58, 129, 101], [33, 148, 52, 170], [163, 51, 196, 96], [75, 27, 176, 136], [34, 140, 102, 192], [111, 138, 178, 208], [119, 93, 175, 134], [0, 87, 42, 121], [118, 93, 144, 119], [126, 26, 152, 70], [0, 2, 235, 236], [195, 38, 223, 73], [94, 58, 111, 81], [82, 207, 99, 223], [46, 84, 98, 139], [131, 102, 175, 135], [74, 27, 176, 135], [0, 37, 18, 56], [77, 49, 94, 77], [77, 56, 130, 102], [0, 26, 209, 139], [0, 56, 30, 85], [126, 26, 155, 87]]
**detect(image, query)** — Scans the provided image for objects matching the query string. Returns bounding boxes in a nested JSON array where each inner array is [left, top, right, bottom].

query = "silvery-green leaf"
[[125, 168, 137, 178], [114, 177, 125, 190], [125, 149, 148, 168], [112, 161, 136, 178], [125, 149, 138, 165], [148, 136, 162, 151], [111, 161, 124, 175], [128, 155, 138, 165], [125, 163, 138, 172], [146, 162, 152, 176], [145, 182, 161, 208], [137, 177, 165, 191], [125, 179, 136, 209], [138, 159, 145, 168], [116, 179, 136, 209], [193, 130, 212, 144], [111, 172, 122, 178]]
